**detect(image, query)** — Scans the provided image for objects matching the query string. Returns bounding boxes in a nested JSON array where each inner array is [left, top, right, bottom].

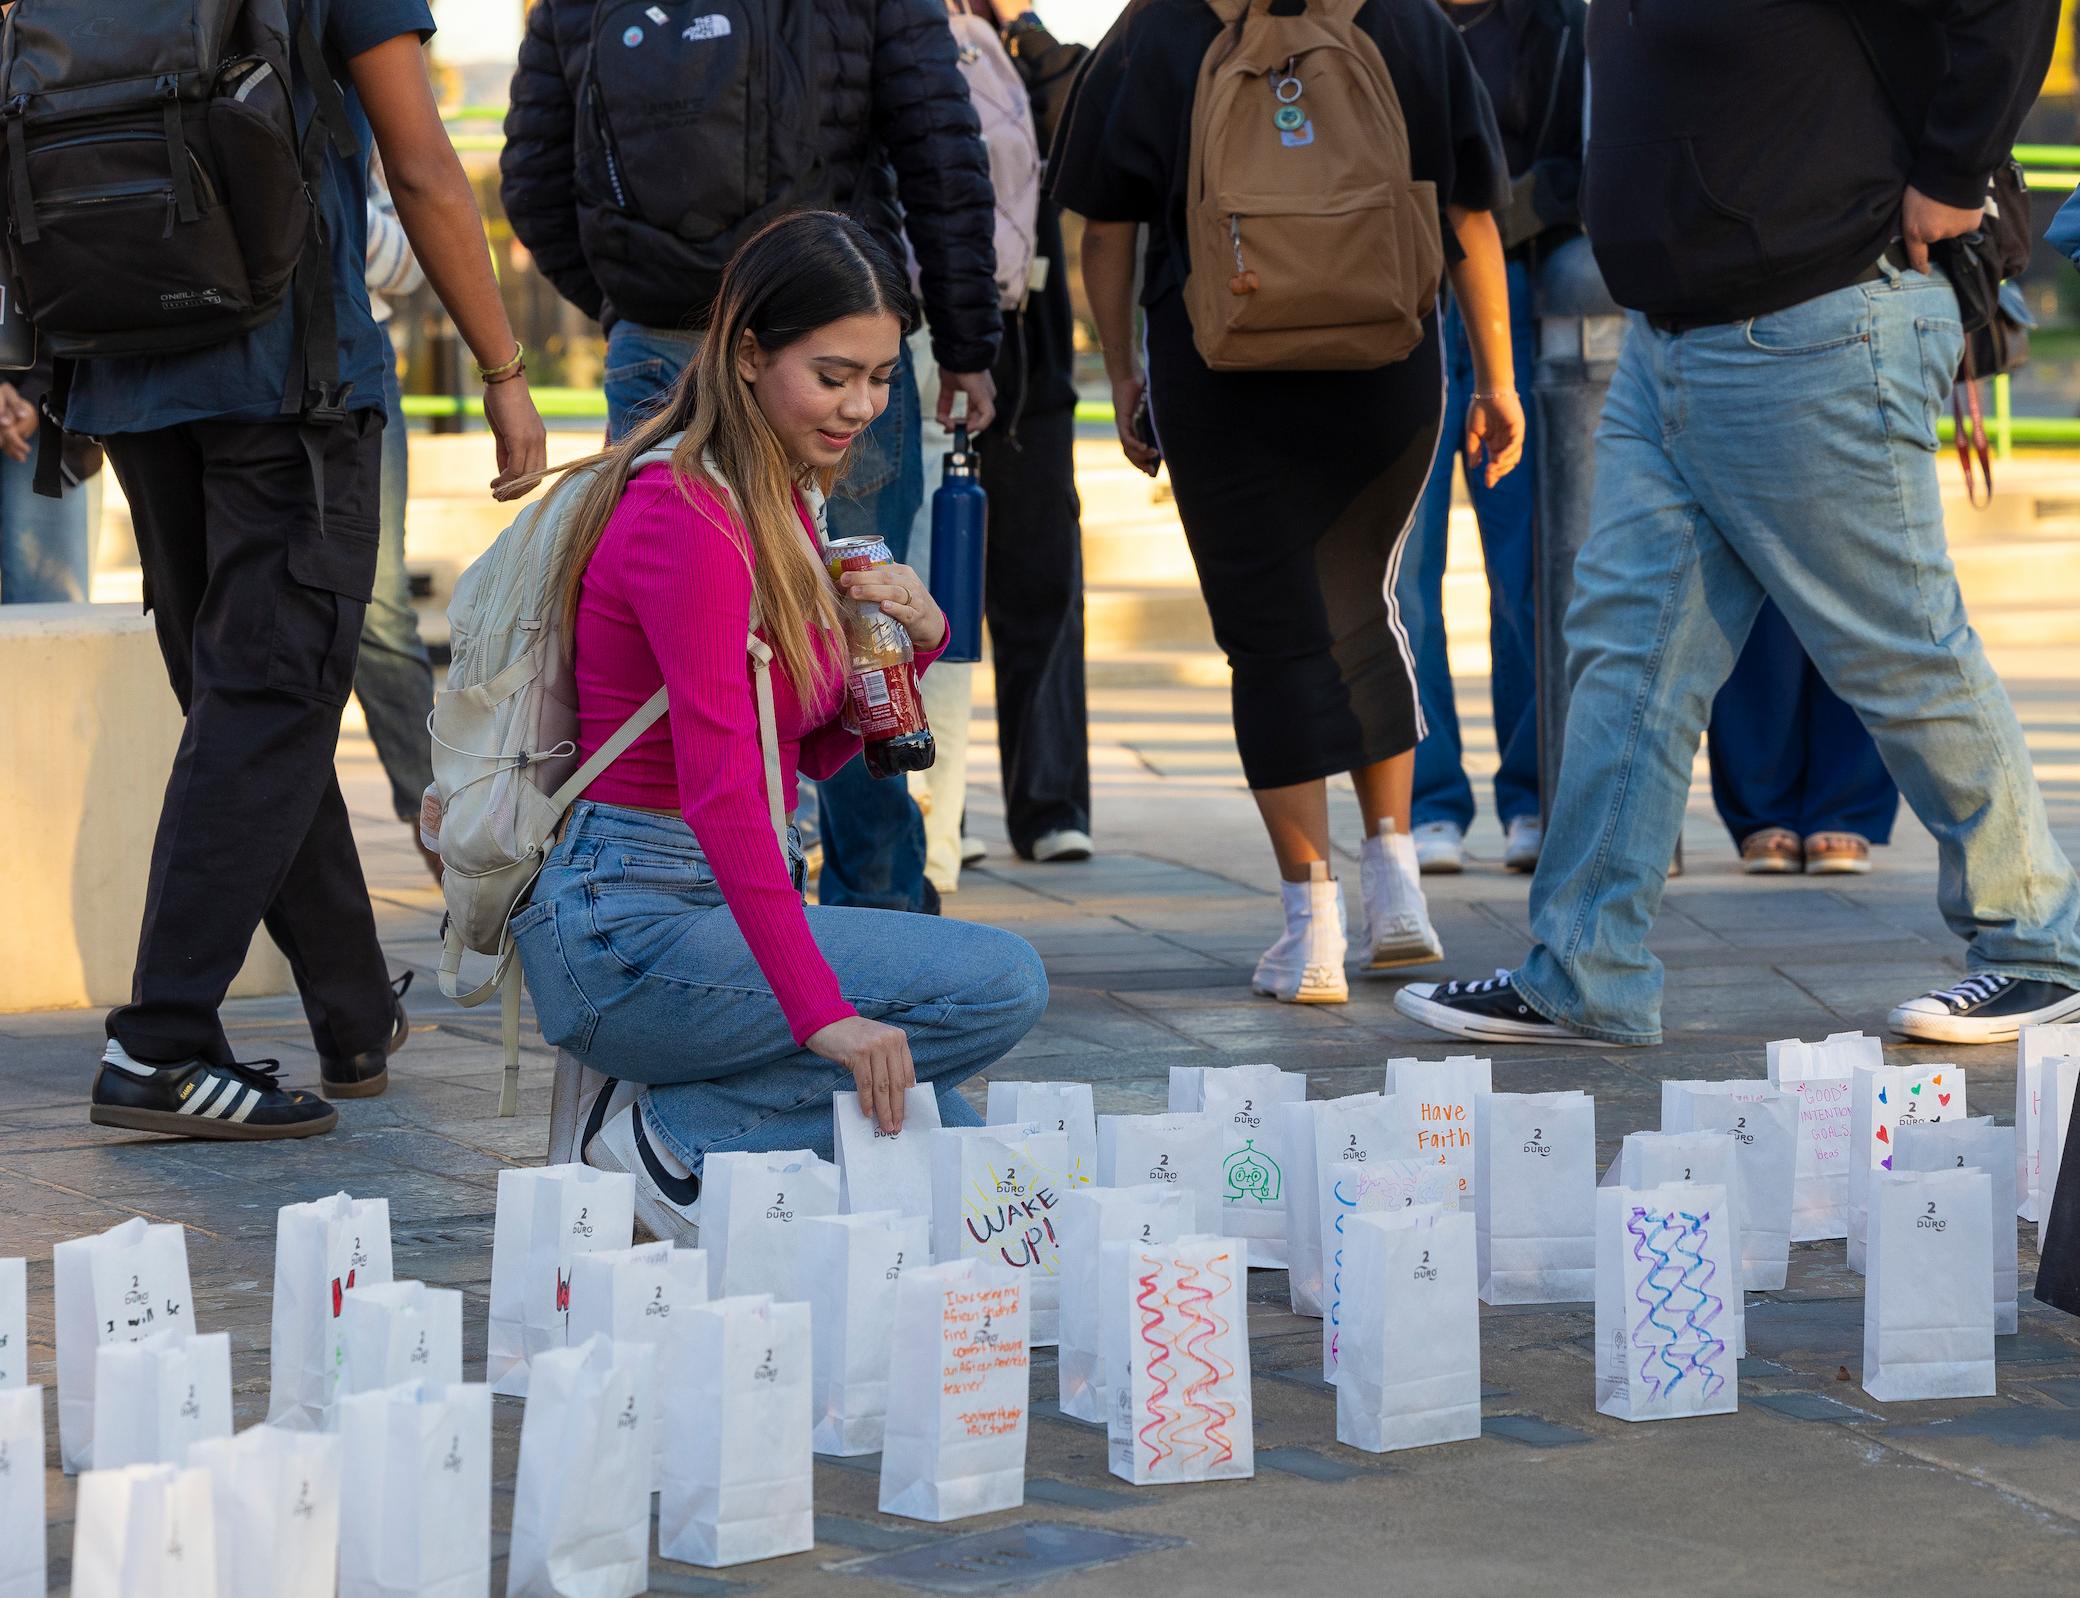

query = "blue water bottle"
[[930, 424, 988, 663]]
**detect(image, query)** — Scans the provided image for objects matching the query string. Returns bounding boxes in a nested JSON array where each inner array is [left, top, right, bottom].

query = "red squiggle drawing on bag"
[[1135, 1263, 1175, 1472]]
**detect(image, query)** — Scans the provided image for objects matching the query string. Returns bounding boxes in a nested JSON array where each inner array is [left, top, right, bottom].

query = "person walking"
[[513, 213, 1046, 1242], [500, 0, 1004, 916], [74, 2, 547, 1140], [1395, 0, 1582, 877], [357, 158, 444, 881], [1398, 0, 2080, 1049], [1053, 0, 1521, 1004], [1707, 598, 1900, 877]]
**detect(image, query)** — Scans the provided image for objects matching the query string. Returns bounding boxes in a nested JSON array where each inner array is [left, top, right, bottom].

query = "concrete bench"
[[0, 602, 290, 1013]]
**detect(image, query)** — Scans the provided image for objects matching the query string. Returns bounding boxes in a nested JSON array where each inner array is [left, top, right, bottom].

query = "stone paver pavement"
[[6, 519, 2080, 1594]]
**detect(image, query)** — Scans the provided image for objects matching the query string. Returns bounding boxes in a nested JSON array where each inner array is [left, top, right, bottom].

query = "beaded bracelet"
[[476, 342, 526, 384]]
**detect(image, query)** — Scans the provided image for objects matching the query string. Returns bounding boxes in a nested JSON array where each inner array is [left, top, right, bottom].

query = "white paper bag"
[[1475, 1091, 1597, 1304], [1322, 1159, 1456, 1382], [1169, 1063, 1308, 1268], [71, 1461, 218, 1598], [1095, 1112, 1223, 1223], [267, 1192, 393, 1431], [1848, 1062, 1966, 1272], [53, 1218, 197, 1472], [1663, 1082, 1797, 1291], [1895, 1117, 2019, 1336], [92, 1330, 232, 1468], [802, 1210, 932, 1455], [1104, 1232, 1253, 1486], [0, 1386, 46, 1598], [2019, 1025, 2080, 1222], [1055, 1185, 1196, 1423], [1604, 1133, 1745, 1358], [659, 1294, 814, 1567], [834, 1086, 942, 1219], [987, 1080, 1097, 1185], [1385, 1056, 1493, 1205], [190, 1423, 341, 1598], [488, 1164, 636, 1397], [1595, 1182, 1739, 1422], [931, 1126, 1070, 1346], [0, 1258, 21, 1392], [341, 1281, 465, 1399], [508, 1335, 658, 1598], [1768, 1031, 1874, 1241], [337, 1380, 493, 1598], [1863, 1168, 1995, 1401], [1335, 1210, 1479, 1454], [1281, 1093, 1412, 1320], [703, 1149, 839, 1300], [879, 1259, 1030, 1519], [2038, 1055, 2080, 1259]]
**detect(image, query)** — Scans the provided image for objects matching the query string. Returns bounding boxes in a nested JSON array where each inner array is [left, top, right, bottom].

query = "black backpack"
[[0, 0, 354, 415], [575, 0, 827, 329]]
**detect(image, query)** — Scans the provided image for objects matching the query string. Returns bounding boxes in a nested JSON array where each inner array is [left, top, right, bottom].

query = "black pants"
[[104, 412, 393, 1065], [979, 399, 1090, 854]]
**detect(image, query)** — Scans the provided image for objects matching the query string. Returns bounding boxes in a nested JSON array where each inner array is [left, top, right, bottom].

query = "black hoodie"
[[1582, 0, 2057, 321]]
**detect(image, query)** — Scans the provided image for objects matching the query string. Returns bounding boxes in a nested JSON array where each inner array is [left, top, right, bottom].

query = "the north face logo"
[[683, 14, 732, 40]]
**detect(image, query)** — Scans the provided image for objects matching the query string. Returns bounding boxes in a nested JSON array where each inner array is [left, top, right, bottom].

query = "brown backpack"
[[1184, 0, 1444, 372]]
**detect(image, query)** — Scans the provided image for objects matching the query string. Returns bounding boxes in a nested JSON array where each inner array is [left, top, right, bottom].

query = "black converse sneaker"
[[1393, 970, 1610, 1047], [91, 1042, 338, 1140], [1888, 974, 2080, 1045]]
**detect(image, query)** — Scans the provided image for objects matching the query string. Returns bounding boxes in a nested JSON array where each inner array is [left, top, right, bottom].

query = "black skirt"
[[1146, 292, 1445, 790]]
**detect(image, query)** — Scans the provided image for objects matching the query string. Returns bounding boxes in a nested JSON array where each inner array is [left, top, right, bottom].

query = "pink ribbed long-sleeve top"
[[572, 464, 939, 1044]]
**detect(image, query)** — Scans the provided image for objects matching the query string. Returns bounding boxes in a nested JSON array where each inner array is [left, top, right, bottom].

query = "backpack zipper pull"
[[1227, 216, 1258, 296], [162, 192, 176, 238]]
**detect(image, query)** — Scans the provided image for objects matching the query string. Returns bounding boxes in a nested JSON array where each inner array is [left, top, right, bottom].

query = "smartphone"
[[1129, 394, 1161, 474]]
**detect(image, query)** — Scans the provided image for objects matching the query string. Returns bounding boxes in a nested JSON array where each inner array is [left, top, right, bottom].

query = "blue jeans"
[[0, 446, 91, 602], [352, 335, 437, 820], [1708, 597, 1899, 846], [512, 801, 1046, 1173], [1515, 270, 2080, 1044], [1394, 259, 1539, 830], [604, 321, 933, 910]]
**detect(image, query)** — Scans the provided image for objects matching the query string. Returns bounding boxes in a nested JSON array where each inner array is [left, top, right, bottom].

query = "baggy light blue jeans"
[[511, 801, 1047, 1173], [0, 446, 91, 602], [1515, 267, 2080, 1044]]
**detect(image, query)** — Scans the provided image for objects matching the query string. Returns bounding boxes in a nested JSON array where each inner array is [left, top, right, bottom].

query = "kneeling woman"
[[512, 212, 1048, 1241]]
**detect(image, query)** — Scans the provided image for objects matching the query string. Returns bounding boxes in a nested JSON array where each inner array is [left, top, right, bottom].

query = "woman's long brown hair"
[[535, 211, 918, 695]]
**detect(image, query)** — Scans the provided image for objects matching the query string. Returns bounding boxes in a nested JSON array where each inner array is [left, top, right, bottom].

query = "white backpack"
[[948, 2, 1042, 311], [427, 437, 796, 1114]]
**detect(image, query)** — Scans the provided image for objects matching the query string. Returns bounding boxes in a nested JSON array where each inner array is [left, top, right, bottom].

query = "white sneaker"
[[587, 1100, 702, 1245], [1502, 816, 1543, 874], [546, 1049, 636, 1167], [1252, 862, 1349, 1004], [1411, 820, 1467, 874], [961, 834, 989, 867], [1031, 828, 1094, 863], [1362, 821, 1445, 970]]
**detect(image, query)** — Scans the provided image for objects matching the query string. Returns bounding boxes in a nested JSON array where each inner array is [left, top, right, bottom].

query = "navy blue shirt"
[[67, 0, 436, 435]]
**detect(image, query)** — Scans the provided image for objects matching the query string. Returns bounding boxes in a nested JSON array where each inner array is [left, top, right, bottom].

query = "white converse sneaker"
[[1412, 820, 1467, 874], [1252, 862, 1349, 1004], [546, 1049, 636, 1168], [587, 1100, 702, 1245], [1362, 820, 1445, 970]]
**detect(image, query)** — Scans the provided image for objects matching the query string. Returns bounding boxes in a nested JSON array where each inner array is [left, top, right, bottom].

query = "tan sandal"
[[1804, 832, 1872, 875], [1739, 827, 1803, 875]]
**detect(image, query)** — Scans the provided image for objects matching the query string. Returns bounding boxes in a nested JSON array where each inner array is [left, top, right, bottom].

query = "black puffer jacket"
[[503, 0, 1002, 373]]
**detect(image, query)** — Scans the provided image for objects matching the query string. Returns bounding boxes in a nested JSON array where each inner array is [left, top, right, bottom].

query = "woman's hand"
[[806, 1014, 917, 1134], [484, 375, 549, 501], [1463, 389, 1525, 487], [0, 382, 35, 464], [1110, 370, 1160, 476], [839, 561, 946, 649]]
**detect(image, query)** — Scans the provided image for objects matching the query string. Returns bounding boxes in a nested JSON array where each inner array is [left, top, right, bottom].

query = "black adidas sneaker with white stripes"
[[91, 1042, 338, 1140], [1888, 974, 2080, 1046]]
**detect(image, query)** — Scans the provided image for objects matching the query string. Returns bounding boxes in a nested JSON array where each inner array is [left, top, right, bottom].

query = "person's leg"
[[603, 323, 702, 442], [351, 339, 438, 827], [1686, 274, 2080, 984], [817, 345, 933, 911], [1478, 259, 1543, 830], [0, 446, 91, 603], [980, 402, 1092, 854], [1795, 649, 1899, 843], [1393, 312, 1475, 834], [104, 416, 394, 1065], [1705, 598, 1812, 848], [903, 366, 972, 890], [1508, 325, 1767, 1044]]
